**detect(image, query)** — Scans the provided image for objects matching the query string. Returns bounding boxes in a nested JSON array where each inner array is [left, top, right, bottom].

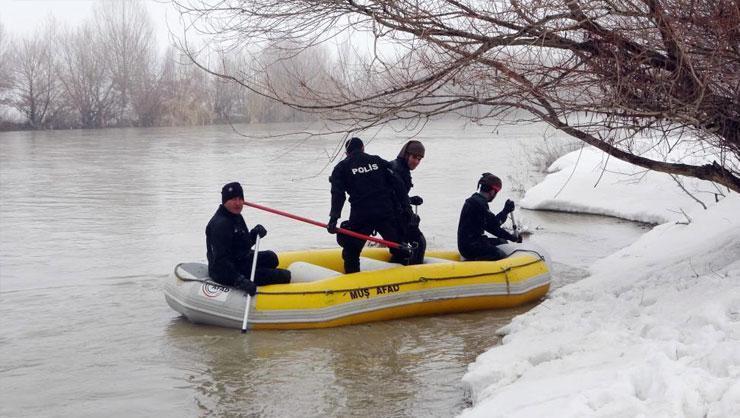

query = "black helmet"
[[478, 172, 502, 193]]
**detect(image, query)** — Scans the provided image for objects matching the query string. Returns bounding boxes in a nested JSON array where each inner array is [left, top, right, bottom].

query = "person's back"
[[457, 192, 493, 257], [331, 150, 397, 222], [327, 137, 406, 273]]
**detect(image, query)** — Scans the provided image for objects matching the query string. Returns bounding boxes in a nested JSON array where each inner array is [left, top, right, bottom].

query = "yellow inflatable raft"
[[164, 244, 551, 330]]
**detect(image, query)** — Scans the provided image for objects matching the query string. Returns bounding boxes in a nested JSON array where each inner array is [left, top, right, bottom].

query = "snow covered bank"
[[521, 147, 724, 224], [460, 147, 740, 417]]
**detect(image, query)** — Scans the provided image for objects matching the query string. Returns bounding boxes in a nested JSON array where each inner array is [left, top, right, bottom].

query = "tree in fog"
[[56, 22, 116, 128], [244, 42, 331, 123], [9, 23, 61, 128], [0, 21, 12, 109], [185, 43, 328, 123], [95, 0, 158, 125], [173, 0, 740, 193], [131, 65, 166, 127], [209, 51, 245, 121], [159, 46, 213, 125]]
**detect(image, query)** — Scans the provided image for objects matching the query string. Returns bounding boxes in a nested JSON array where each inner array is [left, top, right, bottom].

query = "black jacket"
[[389, 156, 418, 222], [329, 150, 407, 221], [389, 157, 413, 195], [457, 193, 517, 256], [205, 205, 256, 281]]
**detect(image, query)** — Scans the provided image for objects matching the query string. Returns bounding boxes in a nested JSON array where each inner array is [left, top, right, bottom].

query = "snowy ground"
[[460, 147, 740, 417]]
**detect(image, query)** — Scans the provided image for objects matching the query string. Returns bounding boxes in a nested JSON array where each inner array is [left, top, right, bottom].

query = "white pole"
[[241, 235, 261, 333], [510, 212, 520, 241]]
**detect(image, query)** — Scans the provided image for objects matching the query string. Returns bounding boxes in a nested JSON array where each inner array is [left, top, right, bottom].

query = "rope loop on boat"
[[173, 252, 547, 296], [173, 262, 185, 280], [258, 257, 545, 296]]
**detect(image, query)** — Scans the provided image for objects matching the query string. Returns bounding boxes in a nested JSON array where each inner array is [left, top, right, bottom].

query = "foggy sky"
[[1, 0, 178, 46]]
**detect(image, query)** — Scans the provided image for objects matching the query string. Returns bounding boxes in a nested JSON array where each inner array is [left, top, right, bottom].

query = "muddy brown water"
[[0, 122, 650, 417]]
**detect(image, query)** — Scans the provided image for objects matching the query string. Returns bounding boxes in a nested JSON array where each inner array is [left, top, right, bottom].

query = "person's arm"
[[484, 210, 518, 242], [494, 199, 515, 224], [328, 164, 346, 231], [494, 209, 509, 225]]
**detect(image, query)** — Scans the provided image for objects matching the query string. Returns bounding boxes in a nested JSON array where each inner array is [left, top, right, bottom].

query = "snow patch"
[[460, 147, 740, 418]]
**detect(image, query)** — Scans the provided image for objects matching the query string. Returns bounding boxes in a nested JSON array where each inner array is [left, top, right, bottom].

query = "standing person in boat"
[[457, 173, 522, 261], [327, 137, 409, 274], [206, 182, 291, 295], [389, 140, 427, 265]]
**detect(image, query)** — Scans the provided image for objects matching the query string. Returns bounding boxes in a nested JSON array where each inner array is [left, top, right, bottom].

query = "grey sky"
[[0, 0, 180, 45]]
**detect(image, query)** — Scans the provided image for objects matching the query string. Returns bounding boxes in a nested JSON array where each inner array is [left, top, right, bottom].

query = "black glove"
[[516, 235, 523, 243], [397, 243, 413, 258], [235, 274, 257, 296], [409, 196, 423, 206], [251, 224, 267, 239], [503, 199, 515, 214], [327, 217, 338, 234]]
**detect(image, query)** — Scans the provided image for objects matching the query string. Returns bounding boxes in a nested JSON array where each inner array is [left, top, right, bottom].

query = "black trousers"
[[236, 250, 291, 286], [338, 216, 405, 274], [401, 214, 426, 265], [460, 237, 508, 261]]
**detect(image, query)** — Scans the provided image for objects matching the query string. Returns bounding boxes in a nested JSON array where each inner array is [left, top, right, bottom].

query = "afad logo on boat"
[[201, 282, 230, 302]]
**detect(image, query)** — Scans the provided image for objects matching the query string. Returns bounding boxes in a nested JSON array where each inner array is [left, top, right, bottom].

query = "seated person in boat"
[[389, 140, 427, 265], [206, 182, 291, 295], [327, 137, 409, 273], [457, 173, 521, 261]]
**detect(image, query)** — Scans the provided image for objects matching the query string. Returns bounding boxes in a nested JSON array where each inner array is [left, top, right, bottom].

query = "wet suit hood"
[[396, 140, 425, 159]]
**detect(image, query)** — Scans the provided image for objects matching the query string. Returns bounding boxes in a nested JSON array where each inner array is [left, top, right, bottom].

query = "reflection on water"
[[164, 304, 536, 417], [0, 121, 650, 417]]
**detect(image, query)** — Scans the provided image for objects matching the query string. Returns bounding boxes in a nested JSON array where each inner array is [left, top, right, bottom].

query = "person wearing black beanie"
[[389, 140, 427, 265], [220, 181, 244, 203], [206, 181, 291, 295], [327, 137, 409, 273]]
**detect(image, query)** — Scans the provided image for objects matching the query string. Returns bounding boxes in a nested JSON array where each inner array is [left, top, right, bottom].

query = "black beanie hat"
[[397, 140, 425, 159], [221, 182, 244, 203], [345, 137, 363, 153]]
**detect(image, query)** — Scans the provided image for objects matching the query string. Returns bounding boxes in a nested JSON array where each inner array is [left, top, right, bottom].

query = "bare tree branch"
[[669, 173, 708, 209], [172, 0, 740, 192]]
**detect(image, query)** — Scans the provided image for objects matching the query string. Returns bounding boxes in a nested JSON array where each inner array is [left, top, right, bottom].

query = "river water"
[[0, 121, 649, 417]]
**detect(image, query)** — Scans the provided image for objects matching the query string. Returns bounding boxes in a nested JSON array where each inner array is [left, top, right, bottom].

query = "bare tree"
[[0, 21, 12, 107], [130, 64, 166, 127], [159, 46, 213, 125], [95, 0, 157, 126], [9, 23, 60, 128], [209, 51, 243, 121], [173, 0, 740, 192], [56, 22, 116, 128], [242, 42, 332, 123]]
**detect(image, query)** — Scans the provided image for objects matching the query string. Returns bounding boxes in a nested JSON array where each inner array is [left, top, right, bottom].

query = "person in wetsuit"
[[389, 140, 426, 265], [206, 182, 291, 295], [457, 173, 521, 261], [327, 137, 408, 273]]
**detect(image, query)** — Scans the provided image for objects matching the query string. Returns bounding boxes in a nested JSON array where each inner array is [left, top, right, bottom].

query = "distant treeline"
[[0, 2, 319, 132]]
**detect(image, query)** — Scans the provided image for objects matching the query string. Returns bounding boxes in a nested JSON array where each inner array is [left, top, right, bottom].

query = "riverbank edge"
[[459, 146, 740, 417]]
